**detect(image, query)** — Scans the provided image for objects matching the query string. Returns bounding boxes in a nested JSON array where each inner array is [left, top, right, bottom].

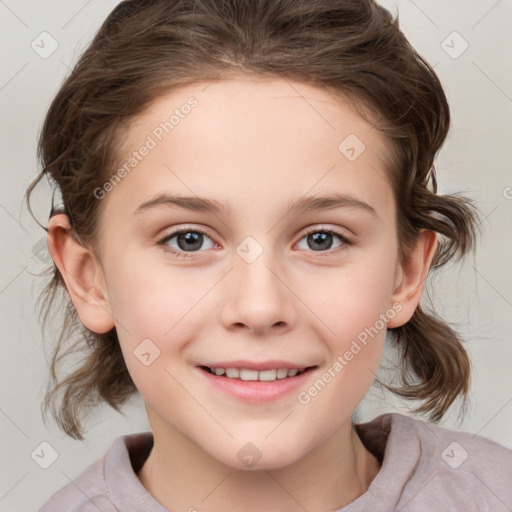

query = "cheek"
[[104, 255, 219, 385], [105, 250, 200, 336], [105, 262, 200, 398], [294, 265, 392, 425], [301, 257, 397, 341], [292, 251, 397, 405]]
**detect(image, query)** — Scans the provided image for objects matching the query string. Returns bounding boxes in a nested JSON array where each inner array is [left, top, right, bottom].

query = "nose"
[[219, 245, 295, 336]]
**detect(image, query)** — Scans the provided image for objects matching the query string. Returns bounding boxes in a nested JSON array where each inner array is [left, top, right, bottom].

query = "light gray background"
[[1, 1, 511, 510]]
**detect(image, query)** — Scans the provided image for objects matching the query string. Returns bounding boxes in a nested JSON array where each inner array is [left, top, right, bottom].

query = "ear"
[[387, 229, 437, 328], [47, 214, 115, 333]]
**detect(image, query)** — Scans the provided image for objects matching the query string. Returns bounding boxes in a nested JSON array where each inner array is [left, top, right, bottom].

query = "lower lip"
[[196, 366, 317, 402]]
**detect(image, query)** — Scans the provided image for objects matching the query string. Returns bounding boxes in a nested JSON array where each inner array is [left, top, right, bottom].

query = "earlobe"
[[387, 230, 437, 328], [47, 214, 115, 334]]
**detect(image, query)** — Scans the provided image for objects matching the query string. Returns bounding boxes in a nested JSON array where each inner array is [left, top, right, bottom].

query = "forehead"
[[123, 76, 390, 158], [107, 77, 395, 220]]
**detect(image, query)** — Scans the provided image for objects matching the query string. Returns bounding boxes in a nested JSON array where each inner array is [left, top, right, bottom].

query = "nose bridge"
[[222, 234, 293, 333]]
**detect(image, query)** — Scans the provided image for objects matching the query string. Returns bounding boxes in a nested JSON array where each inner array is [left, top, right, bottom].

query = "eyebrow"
[[133, 192, 378, 218]]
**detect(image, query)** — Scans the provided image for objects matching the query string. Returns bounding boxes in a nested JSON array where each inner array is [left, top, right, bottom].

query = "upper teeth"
[[210, 367, 304, 381]]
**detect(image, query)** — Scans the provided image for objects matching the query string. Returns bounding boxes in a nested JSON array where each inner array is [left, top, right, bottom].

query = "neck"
[[137, 419, 381, 512]]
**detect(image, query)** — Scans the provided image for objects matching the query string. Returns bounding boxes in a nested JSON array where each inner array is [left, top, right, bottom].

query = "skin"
[[48, 77, 437, 511]]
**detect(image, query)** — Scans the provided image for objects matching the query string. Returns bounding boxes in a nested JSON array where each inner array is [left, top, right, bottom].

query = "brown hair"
[[26, 0, 479, 440]]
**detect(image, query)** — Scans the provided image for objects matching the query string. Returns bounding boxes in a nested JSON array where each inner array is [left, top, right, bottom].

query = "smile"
[[196, 365, 318, 402]]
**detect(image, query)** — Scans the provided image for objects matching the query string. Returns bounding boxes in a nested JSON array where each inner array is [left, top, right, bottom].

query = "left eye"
[[296, 228, 350, 253]]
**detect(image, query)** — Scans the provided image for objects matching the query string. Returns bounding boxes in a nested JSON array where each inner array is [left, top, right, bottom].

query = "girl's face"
[[92, 77, 409, 469]]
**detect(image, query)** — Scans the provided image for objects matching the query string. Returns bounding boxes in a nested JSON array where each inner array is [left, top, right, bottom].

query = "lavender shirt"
[[37, 412, 512, 511]]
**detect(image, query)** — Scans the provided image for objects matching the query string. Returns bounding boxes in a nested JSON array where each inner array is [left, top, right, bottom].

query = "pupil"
[[308, 232, 332, 251], [178, 232, 202, 251]]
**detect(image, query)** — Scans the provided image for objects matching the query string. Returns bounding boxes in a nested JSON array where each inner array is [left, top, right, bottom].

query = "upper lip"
[[197, 360, 318, 371]]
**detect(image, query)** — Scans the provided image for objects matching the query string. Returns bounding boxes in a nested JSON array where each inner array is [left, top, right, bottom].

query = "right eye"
[[158, 227, 217, 258]]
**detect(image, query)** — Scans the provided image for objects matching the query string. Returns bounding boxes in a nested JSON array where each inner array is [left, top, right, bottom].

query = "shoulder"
[[389, 413, 512, 510], [392, 411, 512, 471], [352, 412, 512, 511], [36, 457, 116, 512], [37, 431, 154, 512]]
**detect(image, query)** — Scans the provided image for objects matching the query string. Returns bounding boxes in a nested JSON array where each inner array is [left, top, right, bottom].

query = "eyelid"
[[158, 224, 350, 243], [299, 224, 351, 241]]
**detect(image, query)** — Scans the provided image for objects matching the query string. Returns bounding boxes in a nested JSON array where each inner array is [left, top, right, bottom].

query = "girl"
[[27, 0, 512, 511]]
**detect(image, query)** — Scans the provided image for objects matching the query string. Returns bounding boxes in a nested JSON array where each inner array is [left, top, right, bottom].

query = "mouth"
[[196, 360, 321, 402], [196, 364, 319, 402]]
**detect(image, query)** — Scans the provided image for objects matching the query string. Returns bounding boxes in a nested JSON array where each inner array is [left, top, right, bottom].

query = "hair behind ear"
[[38, 270, 136, 440], [377, 304, 472, 422]]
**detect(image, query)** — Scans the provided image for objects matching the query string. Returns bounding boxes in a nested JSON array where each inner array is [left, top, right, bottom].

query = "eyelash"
[[157, 225, 353, 259]]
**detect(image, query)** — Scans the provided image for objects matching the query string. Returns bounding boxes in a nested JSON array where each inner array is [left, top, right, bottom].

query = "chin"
[[211, 442, 304, 472]]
